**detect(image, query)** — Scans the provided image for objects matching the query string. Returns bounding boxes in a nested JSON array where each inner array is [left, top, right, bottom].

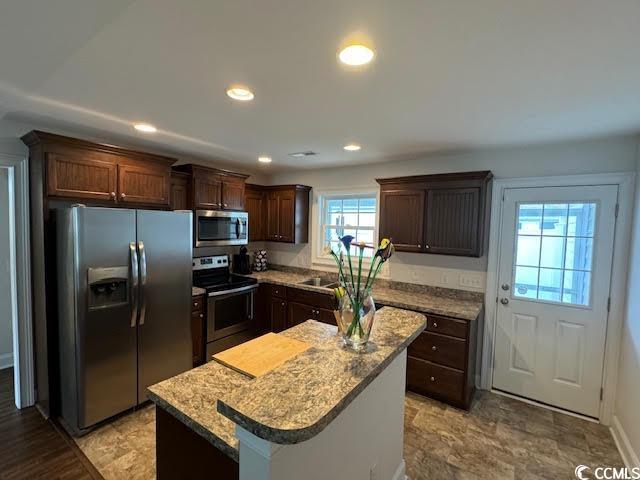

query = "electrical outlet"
[[459, 273, 483, 289], [440, 271, 450, 285]]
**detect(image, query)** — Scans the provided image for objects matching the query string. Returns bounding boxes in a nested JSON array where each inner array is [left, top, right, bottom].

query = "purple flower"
[[339, 235, 355, 251]]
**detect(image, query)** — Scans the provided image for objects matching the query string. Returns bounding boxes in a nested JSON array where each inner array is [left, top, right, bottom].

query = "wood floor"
[[0, 368, 100, 480]]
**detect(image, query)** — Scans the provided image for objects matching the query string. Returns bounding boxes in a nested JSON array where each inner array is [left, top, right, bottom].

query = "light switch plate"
[[459, 273, 483, 289]]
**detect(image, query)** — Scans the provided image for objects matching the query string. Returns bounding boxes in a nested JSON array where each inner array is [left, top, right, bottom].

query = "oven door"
[[195, 210, 248, 247], [207, 284, 257, 342]]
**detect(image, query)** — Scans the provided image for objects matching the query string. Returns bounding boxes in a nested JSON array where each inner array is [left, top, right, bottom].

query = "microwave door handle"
[[129, 242, 139, 328], [138, 241, 148, 325], [236, 218, 242, 238]]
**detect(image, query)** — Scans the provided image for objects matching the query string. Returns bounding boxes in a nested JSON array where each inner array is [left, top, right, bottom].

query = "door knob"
[[500, 298, 509, 305], [501, 284, 510, 291]]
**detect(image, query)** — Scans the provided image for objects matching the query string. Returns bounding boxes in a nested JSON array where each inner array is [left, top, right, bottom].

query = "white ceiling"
[[1, 0, 639, 171]]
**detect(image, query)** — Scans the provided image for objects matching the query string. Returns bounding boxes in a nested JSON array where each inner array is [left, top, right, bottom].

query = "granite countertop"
[[192, 286, 206, 297], [249, 267, 483, 321], [148, 306, 425, 459], [217, 307, 425, 444]]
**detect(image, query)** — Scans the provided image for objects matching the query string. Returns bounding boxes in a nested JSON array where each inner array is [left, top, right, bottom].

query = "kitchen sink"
[[297, 277, 336, 288]]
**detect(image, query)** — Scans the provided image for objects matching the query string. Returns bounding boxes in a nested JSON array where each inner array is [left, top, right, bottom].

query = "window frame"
[[312, 188, 380, 267]]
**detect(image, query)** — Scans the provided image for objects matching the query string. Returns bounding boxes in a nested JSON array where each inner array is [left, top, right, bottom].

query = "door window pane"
[[542, 204, 568, 236], [514, 266, 539, 299], [540, 237, 565, 269], [516, 236, 541, 267], [538, 268, 563, 302], [518, 204, 543, 235], [513, 201, 596, 307]]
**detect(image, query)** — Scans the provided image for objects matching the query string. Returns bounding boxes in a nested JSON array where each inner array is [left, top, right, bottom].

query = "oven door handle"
[[207, 284, 258, 297]]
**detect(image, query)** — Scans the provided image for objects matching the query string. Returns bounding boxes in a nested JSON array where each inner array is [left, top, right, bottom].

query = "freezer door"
[[136, 210, 193, 401], [72, 207, 138, 429]]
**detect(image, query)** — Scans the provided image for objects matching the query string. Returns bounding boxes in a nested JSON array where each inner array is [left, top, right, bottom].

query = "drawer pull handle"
[[430, 376, 436, 382], [432, 322, 438, 328], [431, 345, 437, 351]]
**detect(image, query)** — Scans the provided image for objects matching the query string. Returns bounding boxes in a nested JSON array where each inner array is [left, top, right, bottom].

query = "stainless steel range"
[[192, 255, 258, 358]]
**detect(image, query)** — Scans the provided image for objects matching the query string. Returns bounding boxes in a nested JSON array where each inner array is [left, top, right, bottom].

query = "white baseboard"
[[611, 415, 640, 469], [0, 352, 13, 370], [392, 459, 407, 480]]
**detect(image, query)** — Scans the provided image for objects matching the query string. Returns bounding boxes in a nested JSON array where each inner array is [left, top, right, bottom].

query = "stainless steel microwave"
[[194, 210, 248, 247]]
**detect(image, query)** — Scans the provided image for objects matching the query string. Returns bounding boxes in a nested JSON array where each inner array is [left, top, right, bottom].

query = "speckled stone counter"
[[248, 266, 483, 321], [217, 307, 426, 444], [192, 286, 206, 297], [148, 306, 425, 460]]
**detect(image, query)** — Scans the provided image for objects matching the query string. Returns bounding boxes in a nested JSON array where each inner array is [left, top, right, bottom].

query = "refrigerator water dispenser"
[[87, 266, 128, 309]]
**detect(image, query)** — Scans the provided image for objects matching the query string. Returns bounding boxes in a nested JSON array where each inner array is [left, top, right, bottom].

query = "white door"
[[493, 185, 617, 417]]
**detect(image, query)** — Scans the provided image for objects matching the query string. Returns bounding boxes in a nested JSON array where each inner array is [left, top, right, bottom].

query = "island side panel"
[[156, 406, 239, 480], [236, 351, 408, 480]]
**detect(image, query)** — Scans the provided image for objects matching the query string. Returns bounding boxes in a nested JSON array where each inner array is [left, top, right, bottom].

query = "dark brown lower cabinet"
[[406, 310, 480, 410], [191, 295, 205, 367], [156, 406, 238, 480], [270, 296, 288, 333]]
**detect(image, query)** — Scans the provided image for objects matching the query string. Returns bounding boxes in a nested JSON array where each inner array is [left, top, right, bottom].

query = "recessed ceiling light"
[[133, 123, 157, 133], [226, 86, 255, 101], [338, 45, 375, 66], [343, 143, 362, 151], [258, 155, 272, 164]]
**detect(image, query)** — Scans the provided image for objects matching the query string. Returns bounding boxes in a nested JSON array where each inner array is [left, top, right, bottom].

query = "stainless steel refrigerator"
[[56, 206, 192, 434]]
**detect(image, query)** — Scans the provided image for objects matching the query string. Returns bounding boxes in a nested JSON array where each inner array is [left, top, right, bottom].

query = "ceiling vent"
[[288, 151, 317, 158]]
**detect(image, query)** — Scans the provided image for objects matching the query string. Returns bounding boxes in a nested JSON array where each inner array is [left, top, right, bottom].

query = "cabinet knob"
[[120, 192, 126, 199], [199, 313, 203, 318], [430, 376, 436, 382], [417, 244, 421, 248], [223, 203, 228, 208], [431, 345, 437, 351], [194, 302, 198, 307], [432, 322, 438, 328], [110, 191, 116, 198], [425, 244, 430, 249], [281, 302, 285, 306]]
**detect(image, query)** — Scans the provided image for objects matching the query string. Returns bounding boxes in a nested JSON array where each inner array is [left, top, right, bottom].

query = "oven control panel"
[[193, 255, 228, 271]]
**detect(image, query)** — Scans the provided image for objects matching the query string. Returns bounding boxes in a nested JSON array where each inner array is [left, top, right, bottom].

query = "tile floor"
[[75, 391, 624, 480]]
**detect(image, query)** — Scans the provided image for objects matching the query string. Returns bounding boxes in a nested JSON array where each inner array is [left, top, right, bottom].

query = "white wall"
[[0, 168, 14, 369], [263, 135, 639, 291], [613, 142, 640, 467]]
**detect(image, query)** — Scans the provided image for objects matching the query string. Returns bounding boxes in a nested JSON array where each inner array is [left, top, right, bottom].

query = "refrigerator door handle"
[[129, 242, 139, 328], [138, 241, 148, 325]]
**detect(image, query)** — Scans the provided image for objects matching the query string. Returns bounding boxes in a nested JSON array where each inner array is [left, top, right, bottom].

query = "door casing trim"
[[481, 172, 636, 425]]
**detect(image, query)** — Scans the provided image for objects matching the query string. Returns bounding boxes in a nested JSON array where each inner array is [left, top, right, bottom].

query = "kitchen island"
[[148, 306, 426, 480]]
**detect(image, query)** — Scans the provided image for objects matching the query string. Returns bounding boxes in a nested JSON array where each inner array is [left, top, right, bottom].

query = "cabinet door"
[[270, 297, 287, 333], [118, 163, 170, 206], [191, 310, 205, 366], [170, 175, 188, 210], [287, 302, 315, 328], [46, 152, 117, 201], [194, 175, 222, 209], [245, 190, 265, 241], [222, 179, 245, 210], [278, 190, 296, 243], [379, 190, 425, 252], [425, 187, 481, 256], [317, 308, 337, 326], [266, 192, 280, 241]]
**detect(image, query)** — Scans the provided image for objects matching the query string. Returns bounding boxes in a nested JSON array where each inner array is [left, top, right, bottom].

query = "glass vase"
[[337, 287, 376, 352]]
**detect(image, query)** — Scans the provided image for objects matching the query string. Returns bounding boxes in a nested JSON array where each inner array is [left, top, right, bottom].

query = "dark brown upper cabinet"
[[25, 131, 175, 207], [377, 171, 492, 257], [244, 184, 266, 241], [169, 171, 190, 210], [245, 184, 311, 244], [172, 164, 249, 211]]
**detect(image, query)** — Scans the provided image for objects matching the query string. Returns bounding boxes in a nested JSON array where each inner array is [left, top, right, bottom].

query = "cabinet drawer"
[[269, 284, 287, 299], [425, 314, 468, 339], [409, 331, 466, 370], [287, 287, 334, 310], [192, 296, 204, 313], [407, 357, 464, 404]]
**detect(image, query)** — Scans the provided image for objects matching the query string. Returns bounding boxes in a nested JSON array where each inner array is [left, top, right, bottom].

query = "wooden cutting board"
[[212, 333, 311, 378]]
